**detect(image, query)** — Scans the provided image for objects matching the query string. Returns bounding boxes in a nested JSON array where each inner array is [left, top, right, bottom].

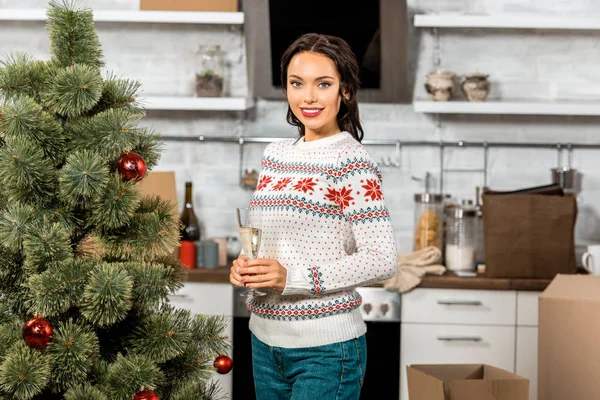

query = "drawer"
[[168, 283, 233, 316], [400, 323, 516, 400], [516, 291, 541, 326], [401, 288, 516, 325]]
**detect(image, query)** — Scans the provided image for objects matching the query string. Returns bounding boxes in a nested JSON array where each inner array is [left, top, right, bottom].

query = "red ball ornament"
[[23, 316, 53, 349], [214, 355, 233, 374], [132, 390, 159, 400], [116, 152, 147, 182]]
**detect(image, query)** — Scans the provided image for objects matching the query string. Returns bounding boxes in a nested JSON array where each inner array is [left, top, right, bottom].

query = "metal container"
[[551, 167, 576, 190], [414, 193, 444, 251], [445, 204, 478, 272]]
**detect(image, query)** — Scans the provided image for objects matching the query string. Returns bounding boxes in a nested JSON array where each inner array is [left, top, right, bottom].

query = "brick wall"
[[2, 0, 600, 251]]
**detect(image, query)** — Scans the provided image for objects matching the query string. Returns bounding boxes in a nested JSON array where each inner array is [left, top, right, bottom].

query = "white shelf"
[[142, 96, 253, 111], [0, 8, 244, 24], [414, 13, 600, 30], [413, 100, 600, 116]]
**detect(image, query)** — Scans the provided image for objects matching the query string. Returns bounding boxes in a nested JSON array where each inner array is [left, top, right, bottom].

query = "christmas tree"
[[0, 1, 230, 399]]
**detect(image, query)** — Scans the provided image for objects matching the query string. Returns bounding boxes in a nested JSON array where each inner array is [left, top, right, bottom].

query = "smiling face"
[[286, 51, 348, 141]]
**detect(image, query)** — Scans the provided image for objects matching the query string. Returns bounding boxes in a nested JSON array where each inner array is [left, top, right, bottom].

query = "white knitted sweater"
[[247, 132, 397, 348]]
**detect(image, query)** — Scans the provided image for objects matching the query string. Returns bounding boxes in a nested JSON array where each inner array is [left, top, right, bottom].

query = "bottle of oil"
[[179, 181, 200, 268]]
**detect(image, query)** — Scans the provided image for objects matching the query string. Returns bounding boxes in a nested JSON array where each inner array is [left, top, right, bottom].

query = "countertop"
[[184, 267, 554, 291]]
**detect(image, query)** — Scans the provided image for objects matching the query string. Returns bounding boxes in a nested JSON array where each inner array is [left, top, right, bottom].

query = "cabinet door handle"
[[437, 335, 482, 342], [168, 294, 191, 299], [437, 299, 483, 306]]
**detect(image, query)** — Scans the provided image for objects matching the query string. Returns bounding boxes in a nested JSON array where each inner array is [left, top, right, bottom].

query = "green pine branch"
[[0, 245, 26, 316], [22, 220, 72, 275], [41, 63, 103, 117], [0, 320, 24, 363], [1, 95, 67, 166], [124, 261, 184, 309], [64, 383, 107, 400], [161, 342, 214, 398], [172, 380, 226, 400], [103, 353, 164, 400], [0, 202, 36, 252], [129, 308, 193, 364], [47, 320, 100, 392], [90, 174, 140, 231], [0, 344, 51, 400], [191, 315, 231, 357], [0, 53, 53, 103], [47, 1, 104, 69], [80, 263, 133, 326], [86, 74, 144, 116], [0, 142, 57, 206], [131, 129, 163, 171], [100, 195, 180, 260], [66, 108, 145, 162], [27, 259, 95, 317], [59, 150, 109, 209]]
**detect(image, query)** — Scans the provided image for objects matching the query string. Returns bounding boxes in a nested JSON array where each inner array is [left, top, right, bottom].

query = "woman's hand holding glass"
[[230, 256, 287, 293]]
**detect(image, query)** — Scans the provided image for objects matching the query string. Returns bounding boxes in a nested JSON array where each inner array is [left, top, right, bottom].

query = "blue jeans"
[[251, 333, 367, 400]]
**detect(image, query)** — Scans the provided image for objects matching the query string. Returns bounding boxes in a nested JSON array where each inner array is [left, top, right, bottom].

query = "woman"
[[230, 33, 397, 400]]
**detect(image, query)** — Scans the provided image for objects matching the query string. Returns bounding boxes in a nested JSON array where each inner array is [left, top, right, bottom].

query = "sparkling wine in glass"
[[236, 207, 266, 296]]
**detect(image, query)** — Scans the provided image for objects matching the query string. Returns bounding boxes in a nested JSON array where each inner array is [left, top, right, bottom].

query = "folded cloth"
[[383, 246, 446, 293]]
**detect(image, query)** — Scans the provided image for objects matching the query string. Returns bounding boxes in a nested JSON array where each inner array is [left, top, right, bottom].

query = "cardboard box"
[[138, 171, 179, 217], [140, 0, 238, 12], [539, 274, 600, 400], [407, 364, 529, 400], [482, 192, 577, 278]]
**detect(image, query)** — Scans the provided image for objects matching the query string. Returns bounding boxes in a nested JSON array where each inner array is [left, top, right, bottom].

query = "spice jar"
[[195, 44, 225, 97], [414, 193, 444, 251], [445, 204, 478, 271]]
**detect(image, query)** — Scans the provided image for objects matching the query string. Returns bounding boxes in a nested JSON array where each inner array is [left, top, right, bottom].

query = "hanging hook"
[[391, 141, 402, 168], [238, 138, 245, 188]]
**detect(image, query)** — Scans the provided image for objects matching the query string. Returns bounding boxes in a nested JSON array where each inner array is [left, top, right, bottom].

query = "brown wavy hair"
[[280, 33, 364, 143]]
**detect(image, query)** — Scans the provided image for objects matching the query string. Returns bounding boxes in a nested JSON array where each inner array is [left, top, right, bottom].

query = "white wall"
[[2, 0, 600, 252]]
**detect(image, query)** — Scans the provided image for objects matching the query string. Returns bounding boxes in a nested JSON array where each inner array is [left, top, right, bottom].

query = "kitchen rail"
[[162, 135, 596, 193]]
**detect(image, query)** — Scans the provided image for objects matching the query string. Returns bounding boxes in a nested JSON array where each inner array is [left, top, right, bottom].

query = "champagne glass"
[[236, 207, 266, 296]]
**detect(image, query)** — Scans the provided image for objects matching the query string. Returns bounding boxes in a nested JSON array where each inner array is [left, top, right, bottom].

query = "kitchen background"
[[3, 0, 600, 253]]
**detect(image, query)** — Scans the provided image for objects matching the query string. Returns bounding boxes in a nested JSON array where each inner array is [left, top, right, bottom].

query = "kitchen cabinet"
[[400, 288, 542, 400], [516, 291, 542, 400], [168, 282, 233, 398]]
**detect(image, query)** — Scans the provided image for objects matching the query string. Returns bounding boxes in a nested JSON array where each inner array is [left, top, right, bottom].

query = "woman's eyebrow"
[[289, 74, 335, 80]]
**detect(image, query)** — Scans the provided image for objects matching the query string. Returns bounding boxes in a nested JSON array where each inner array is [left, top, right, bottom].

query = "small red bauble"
[[23, 316, 53, 349], [214, 355, 233, 374], [116, 152, 147, 182], [132, 390, 159, 400]]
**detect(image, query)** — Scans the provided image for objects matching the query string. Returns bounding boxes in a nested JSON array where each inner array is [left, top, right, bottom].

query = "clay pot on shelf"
[[425, 69, 456, 101], [460, 72, 491, 102]]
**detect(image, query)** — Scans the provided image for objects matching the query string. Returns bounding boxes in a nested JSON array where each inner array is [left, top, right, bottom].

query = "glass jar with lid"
[[195, 44, 225, 97], [414, 193, 444, 251], [444, 203, 478, 271]]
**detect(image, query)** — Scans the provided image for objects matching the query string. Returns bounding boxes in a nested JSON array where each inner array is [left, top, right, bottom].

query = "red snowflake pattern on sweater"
[[257, 175, 273, 191], [325, 186, 354, 210], [361, 179, 383, 201], [293, 177, 317, 193], [272, 177, 293, 191]]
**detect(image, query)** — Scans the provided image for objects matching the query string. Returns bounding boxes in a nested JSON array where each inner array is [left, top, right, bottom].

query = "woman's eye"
[[290, 81, 302, 88], [319, 82, 331, 88]]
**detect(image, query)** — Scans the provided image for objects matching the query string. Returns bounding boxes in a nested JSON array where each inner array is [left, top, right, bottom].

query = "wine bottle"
[[179, 181, 200, 268]]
